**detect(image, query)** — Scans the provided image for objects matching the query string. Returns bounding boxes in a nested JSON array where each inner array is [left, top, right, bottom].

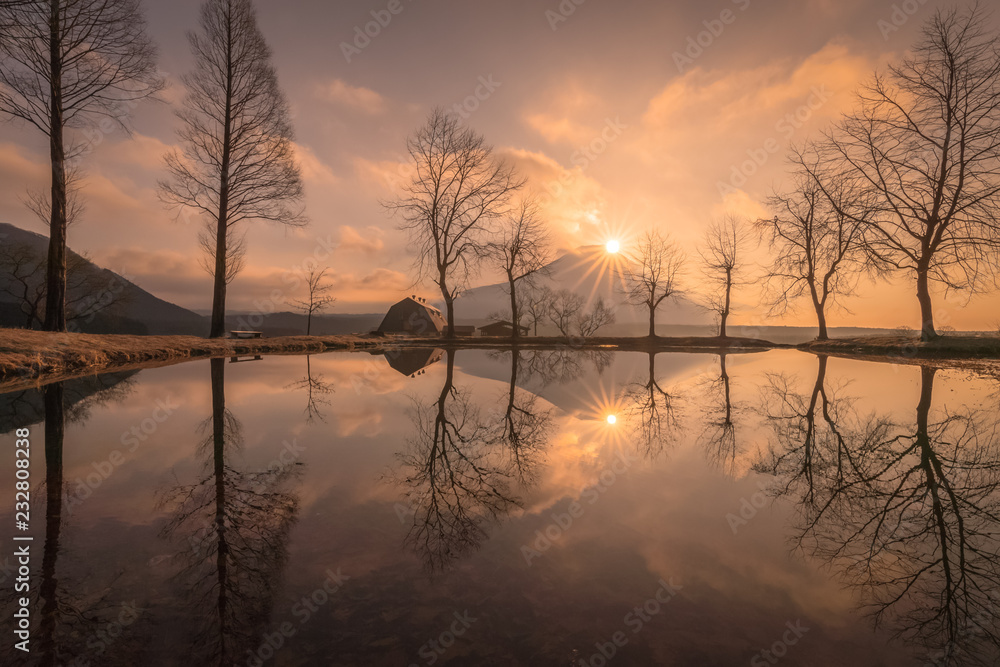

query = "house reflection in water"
[[377, 348, 445, 378]]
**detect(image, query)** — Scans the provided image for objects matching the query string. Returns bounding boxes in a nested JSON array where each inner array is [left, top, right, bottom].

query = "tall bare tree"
[[621, 230, 685, 338], [160, 0, 305, 338], [700, 214, 753, 338], [388, 108, 523, 339], [0, 0, 162, 331], [758, 158, 872, 340], [486, 199, 551, 338], [820, 6, 1000, 340], [289, 266, 335, 335]]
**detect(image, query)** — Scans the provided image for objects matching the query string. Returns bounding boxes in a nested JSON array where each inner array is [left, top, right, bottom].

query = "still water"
[[1, 348, 998, 666]]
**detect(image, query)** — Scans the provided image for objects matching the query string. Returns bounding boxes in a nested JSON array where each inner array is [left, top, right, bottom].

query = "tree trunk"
[[440, 268, 455, 339], [443, 295, 455, 339], [506, 350, 518, 430], [916, 266, 936, 341], [209, 16, 235, 339], [720, 268, 732, 338], [809, 277, 828, 341], [648, 305, 656, 338], [39, 381, 64, 667], [43, 0, 67, 332], [815, 305, 828, 341], [509, 273, 519, 340], [306, 309, 312, 336], [209, 215, 229, 338], [209, 358, 229, 658], [720, 354, 731, 423]]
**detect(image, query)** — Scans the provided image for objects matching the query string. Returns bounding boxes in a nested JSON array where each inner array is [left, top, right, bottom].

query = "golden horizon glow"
[[606, 240, 620, 254]]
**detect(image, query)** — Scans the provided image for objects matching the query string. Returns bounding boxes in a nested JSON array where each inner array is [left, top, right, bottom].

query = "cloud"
[[353, 155, 414, 193], [315, 79, 386, 114], [523, 82, 607, 145], [356, 267, 407, 289], [501, 147, 608, 246], [338, 225, 385, 255], [294, 142, 339, 188], [643, 41, 873, 140], [92, 133, 173, 171], [525, 113, 595, 145], [97, 243, 410, 312]]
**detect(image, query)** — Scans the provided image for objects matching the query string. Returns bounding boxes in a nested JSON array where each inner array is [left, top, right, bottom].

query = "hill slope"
[[456, 245, 710, 326], [0, 222, 207, 335]]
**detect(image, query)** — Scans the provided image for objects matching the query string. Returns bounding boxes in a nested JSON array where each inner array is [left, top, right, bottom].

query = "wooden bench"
[[229, 330, 262, 339]]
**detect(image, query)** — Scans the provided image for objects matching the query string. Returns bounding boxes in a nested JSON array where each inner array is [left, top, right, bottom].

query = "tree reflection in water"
[[698, 353, 744, 476], [159, 358, 300, 666], [519, 347, 613, 387], [284, 354, 334, 423], [393, 349, 551, 572], [623, 351, 682, 458], [493, 349, 553, 484], [0, 376, 141, 666], [756, 359, 1000, 665]]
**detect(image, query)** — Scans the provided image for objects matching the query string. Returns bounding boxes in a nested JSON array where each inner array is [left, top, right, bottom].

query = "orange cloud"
[[501, 147, 608, 247], [338, 225, 385, 255], [315, 79, 386, 114]]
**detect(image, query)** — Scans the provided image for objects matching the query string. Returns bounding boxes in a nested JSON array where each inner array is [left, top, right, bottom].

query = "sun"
[[606, 414, 618, 425], [606, 240, 620, 254]]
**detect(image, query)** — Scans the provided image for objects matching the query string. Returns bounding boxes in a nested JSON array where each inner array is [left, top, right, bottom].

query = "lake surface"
[[1, 348, 998, 666]]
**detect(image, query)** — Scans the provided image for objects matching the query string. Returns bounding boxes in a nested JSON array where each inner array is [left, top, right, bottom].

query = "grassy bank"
[[798, 334, 1000, 360], [4, 328, 998, 392], [0, 328, 381, 390]]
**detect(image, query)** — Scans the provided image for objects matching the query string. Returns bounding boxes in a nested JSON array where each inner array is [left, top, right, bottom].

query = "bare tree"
[[522, 285, 550, 336], [698, 354, 742, 476], [546, 288, 584, 336], [577, 296, 616, 337], [284, 355, 334, 423], [820, 6, 1000, 340], [289, 267, 335, 335], [700, 214, 753, 338], [160, 0, 305, 338], [758, 365, 1000, 663], [0, 0, 162, 332], [0, 242, 45, 328], [388, 108, 523, 339], [391, 350, 522, 571], [0, 242, 130, 329], [486, 199, 551, 338], [621, 230, 685, 338], [625, 352, 682, 457], [758, 157, 872, 340], [159, 358, 299, 662]]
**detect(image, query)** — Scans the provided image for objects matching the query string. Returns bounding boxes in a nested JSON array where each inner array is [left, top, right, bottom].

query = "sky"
[[1, 0, 999, 328]]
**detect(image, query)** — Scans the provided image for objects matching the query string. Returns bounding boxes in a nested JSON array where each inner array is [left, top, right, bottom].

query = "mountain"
[[455, 245, 711, 326], [0, 222, 206, 335], [224, 312, 383, 337]]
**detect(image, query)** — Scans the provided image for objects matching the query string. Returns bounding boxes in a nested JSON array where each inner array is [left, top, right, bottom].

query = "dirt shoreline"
[[2, 328, 998, 391]]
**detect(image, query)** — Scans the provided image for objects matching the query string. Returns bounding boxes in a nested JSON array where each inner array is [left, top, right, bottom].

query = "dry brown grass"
[[0, 328, 378, 389], [798, 334, 1000, 359]]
